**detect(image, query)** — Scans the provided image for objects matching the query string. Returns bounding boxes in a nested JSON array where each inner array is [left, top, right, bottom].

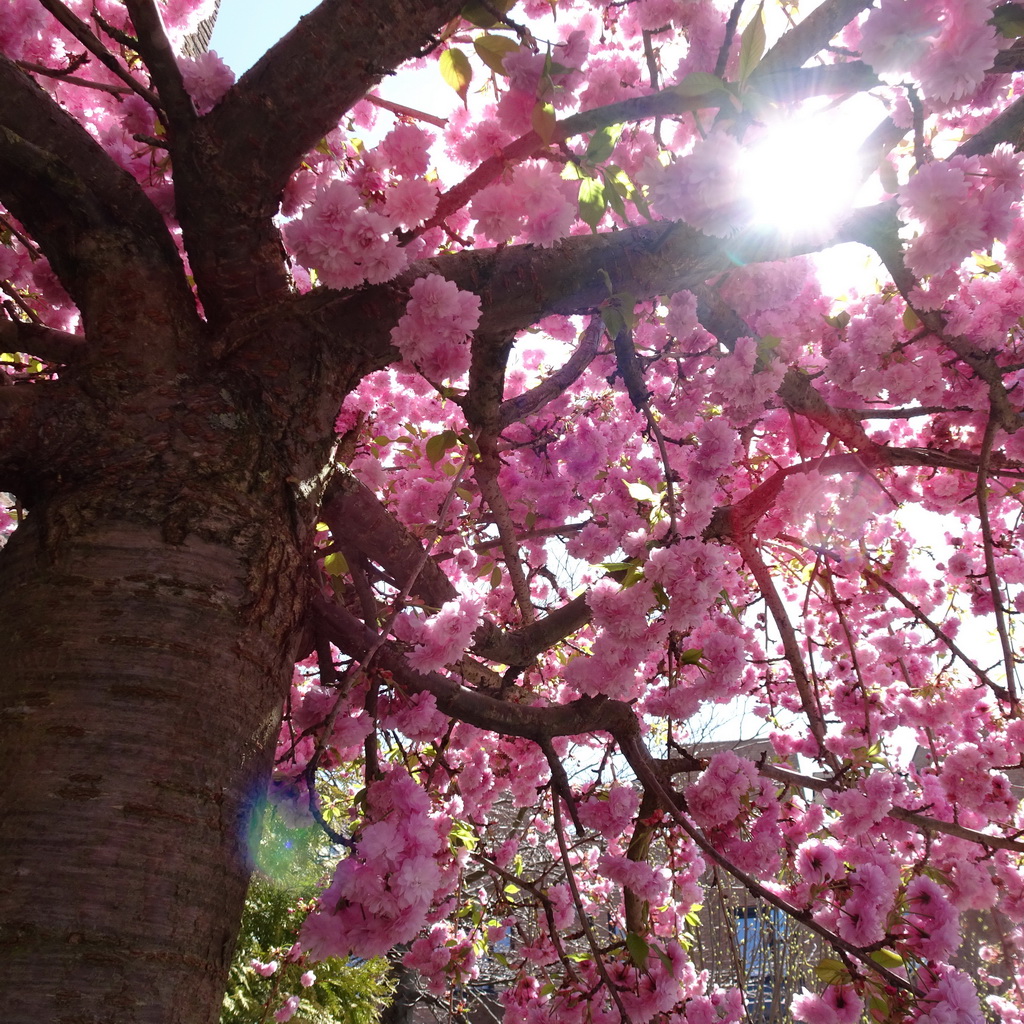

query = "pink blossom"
[[685, 750, 759, 830], [177, 51, 235, 115], [385, 177, 438, 231], [390, 274, 481, 381], [645, 131, 750, 236], [274, 995, 301, 1022], [917, 965, 984, 1024], [378, 123, 433, 177], [791, 986, 864, 1024], [795, 840, 842, 886], [905, 875, 961, 961]]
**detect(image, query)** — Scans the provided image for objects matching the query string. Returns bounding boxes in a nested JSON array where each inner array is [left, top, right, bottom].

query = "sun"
[[739, 95, 884, 237]]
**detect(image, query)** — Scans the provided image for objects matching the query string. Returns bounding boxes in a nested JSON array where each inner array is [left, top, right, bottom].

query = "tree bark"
[[0, 513, 300, 1024]]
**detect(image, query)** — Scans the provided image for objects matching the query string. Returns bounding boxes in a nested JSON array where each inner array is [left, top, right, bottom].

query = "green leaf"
[[671, 71, 728, 97], [737, 2, 766, 84], [584, 124, 622, 166], [323, 551, 349, 578], [870, 948, 904, 969], [625, 931, 650, 970], [601, 305, 627, 338], [902, 306, 920, 331], [601, 167, 629, 222], [677, 647, 705, 666], [992, 3, 1024, 38], [440, 48, 473, 104], [578, 177, 607, 232], [753, 334, 781, 373], [867, 994, 892, 1023], [815, 957, 850, 985], [610, 290, 638, 330], [975, 252, 1002, 274], [532, 100, 557, 143], [474, 34, 520, 75], [489, 564, 502, 589], [461, 0, 516, 28], [426, 429, 459, 465]]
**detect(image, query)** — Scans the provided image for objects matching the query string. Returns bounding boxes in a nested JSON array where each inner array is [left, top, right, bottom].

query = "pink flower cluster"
[[177, 51, 234, 115], [299, 767, 459, 959], [404, 924, 479, 995], [684, 750, 759, 830], [899, 148, 1024, 277], [858, 0, 1000, 104], [389, 274, 482, 382], [643, 131, 750, 236], [284, 180, 409, 289], [394, 591, 485, 673]]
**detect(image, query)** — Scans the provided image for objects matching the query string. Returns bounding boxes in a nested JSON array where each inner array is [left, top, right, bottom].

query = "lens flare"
[[739, 96, 882, 237]]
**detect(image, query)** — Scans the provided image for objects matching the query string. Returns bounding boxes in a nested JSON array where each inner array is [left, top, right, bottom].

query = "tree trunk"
[[0, 512, 298, 1024]]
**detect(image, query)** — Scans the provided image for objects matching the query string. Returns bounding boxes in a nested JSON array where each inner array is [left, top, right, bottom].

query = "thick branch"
[[0, 57, 197, 363], [0, 383, 59, 492], [313, 596, 633, 741], [756, 0, 875, 76], [703, 445, 1024, 543], [173, 1, 464, 326], [124, 0, 196, 128], [498, 317, 602, 428], [320, 471, 457, 609], [295, 219, 822, 369], [0, 319, 86, 364], [420, 61, 881, 238], [319, 471, 591, 667]]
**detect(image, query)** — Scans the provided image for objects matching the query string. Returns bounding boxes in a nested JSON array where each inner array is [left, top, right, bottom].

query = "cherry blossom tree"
[[3, 1, 1024, 1023]]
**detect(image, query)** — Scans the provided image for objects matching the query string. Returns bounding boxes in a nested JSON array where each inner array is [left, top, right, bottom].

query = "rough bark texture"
[[0, 514, 299, 1024]]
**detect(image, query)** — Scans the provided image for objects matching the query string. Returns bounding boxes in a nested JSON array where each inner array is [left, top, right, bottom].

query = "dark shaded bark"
[[0, 515, 300, 1024]]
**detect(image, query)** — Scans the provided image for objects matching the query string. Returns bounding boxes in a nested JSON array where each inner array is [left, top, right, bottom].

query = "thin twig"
[[735, 534, 833, 761], [616, 731, 922, 997], [976, 410, 1019, 709], [16, 59, 130, 96], [364, 93, 448, 129], [551, 792, 632, 1023], [35, 0, 162, 109], [860, 566, 1009, 702]]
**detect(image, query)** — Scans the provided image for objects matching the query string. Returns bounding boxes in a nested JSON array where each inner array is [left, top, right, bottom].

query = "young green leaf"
[[532, 100, 557, 143], [440, 48, 473, 104], [426, 429, 459, 465], [461, 0, 516, 28], [601, 305, 627, 339], [601, 167, 629, 222], [737, 2, 766, 84], [578, 177, 607, 232], [584, 124, 622, 167], [992, 3, 1024, 38], [672, 71, 728, 97], [474, 34, 520, 76], [625, 931, 650, 970]]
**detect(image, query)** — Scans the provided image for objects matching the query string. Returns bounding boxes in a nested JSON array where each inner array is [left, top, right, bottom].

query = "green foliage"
[[221, 809, 395, 1024]]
